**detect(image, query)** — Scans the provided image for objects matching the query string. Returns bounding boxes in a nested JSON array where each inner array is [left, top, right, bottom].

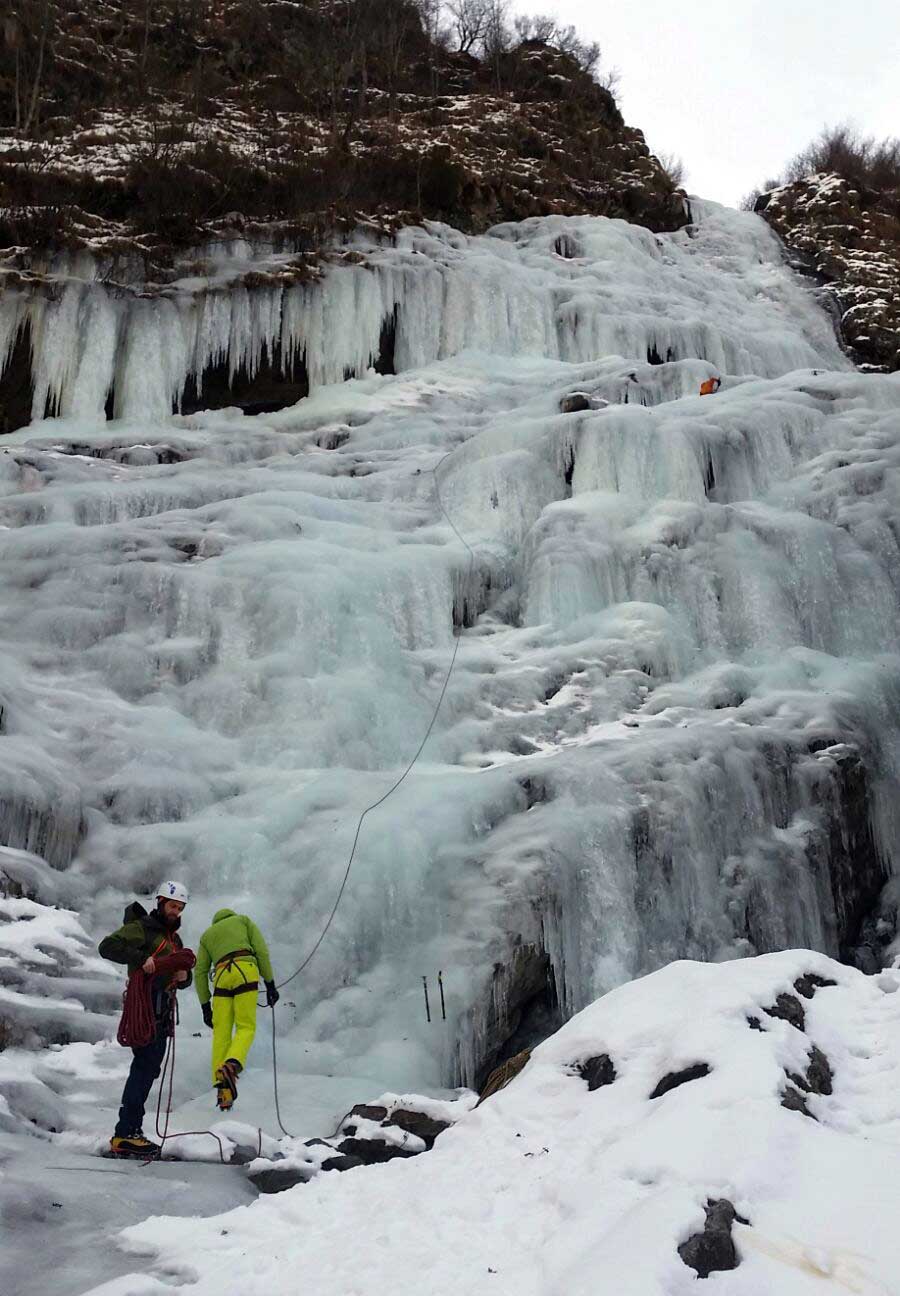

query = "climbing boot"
[[215, 1058, 242, 1111], [214, 1074, 233, 1111], [109, 1132, 161, 1159]]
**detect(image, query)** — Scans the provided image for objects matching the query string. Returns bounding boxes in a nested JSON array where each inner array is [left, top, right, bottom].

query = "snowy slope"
[[84, 952, 900, 1296], [2, 200, 900, 1293]]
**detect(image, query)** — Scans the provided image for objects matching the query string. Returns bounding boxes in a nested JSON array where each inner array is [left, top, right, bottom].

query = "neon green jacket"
[[194, 909, 274, 1005]]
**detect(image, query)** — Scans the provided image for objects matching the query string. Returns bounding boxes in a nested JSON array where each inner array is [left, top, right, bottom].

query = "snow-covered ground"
[[82, 952, 900, 1296], [2, 200, 900, 1294]]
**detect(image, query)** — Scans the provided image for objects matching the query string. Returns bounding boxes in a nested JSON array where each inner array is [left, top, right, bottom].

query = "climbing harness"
[[213, 950, 258, 997]]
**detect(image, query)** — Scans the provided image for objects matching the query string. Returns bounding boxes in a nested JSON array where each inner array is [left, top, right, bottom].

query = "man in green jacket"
[[195, 908, 278, 1110], [99, 880, 194, 1157]]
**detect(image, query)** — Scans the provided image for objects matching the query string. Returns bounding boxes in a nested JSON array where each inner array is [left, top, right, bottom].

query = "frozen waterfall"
[[1, 198, 899, 1142], [1, 203, 844, 426]]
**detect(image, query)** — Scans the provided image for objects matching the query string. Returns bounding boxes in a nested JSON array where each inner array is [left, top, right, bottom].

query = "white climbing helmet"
[[156, 879, 189, 905]]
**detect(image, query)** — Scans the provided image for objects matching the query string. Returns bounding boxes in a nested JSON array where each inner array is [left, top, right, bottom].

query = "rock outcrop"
[[248, 1092, 475, 1194], [756, 172, 900, 372], [678, 1199, 749, 1279]]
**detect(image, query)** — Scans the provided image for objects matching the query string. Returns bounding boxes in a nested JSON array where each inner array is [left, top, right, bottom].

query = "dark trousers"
[[114, 1017, 169, 1137]]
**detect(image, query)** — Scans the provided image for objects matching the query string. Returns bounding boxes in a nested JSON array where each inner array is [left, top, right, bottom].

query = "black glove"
[[202, 1002, 213, 1029], [265, 981, 280, 1007]]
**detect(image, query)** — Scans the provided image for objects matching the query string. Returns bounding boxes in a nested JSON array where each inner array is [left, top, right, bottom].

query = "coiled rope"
[[116, 970, 158, 1049]]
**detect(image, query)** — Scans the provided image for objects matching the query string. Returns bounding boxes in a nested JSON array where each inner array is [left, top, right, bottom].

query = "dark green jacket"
[[99, 901, 192, 988], [194, 909, 274, 1006]]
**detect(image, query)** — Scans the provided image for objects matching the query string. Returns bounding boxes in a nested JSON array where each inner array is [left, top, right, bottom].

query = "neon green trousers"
[[211, 957, 258, 1082]]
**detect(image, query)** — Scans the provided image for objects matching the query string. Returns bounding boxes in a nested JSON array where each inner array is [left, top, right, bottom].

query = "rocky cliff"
[[0, 2, 686, 258], [755, 172, 900, 373]]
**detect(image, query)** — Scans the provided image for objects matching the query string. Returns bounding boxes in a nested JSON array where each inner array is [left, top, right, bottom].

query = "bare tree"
[[6, 0, 58, 137], [480, 0, 510, 92], [371, 0, 422, 119], [137, 0, 155, 98], [557, 26, 600, 75], [415, 0, 449, 97], [656, 151, 686, 189], [513, 12, 557, 43], [513, 10, 600, 75], [783, 123, 900, 191], [446, 0, 491, 54]]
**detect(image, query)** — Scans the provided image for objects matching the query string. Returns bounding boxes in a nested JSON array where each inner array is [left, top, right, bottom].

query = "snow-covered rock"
[[247, 1091, 475, 1193], [83, 951, 900, 1295]]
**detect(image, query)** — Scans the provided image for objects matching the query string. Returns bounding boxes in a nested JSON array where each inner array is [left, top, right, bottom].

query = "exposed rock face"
[[793, 972, 837, 999], [810, 744, 895, 968], [763, 992, 806, 1032], [180, 350, 311, 419], [478, 1049, 533, 1104], [576, 1054, 616, 1092], [678, 1199, 749, 1278], [0, 12, 687, 258], [751, 974, 836, 1121], [559, 392, 593, 414], [649, 1062, 711, 1100], [460, 941, 563, 1091], [0, 319, 35, 435], [735, 741, 892, 975], [782, 1044, 834, 1120], [756, 173, 900, 372]]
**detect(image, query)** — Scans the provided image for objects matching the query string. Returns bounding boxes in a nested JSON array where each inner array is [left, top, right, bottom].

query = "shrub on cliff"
[[783, 124, 900, 194], [745, 124, 900, 208]]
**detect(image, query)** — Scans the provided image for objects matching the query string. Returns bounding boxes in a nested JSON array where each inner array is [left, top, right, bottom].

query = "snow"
[[1, 198, 899, 1294], [79, 952, 900, 1296]]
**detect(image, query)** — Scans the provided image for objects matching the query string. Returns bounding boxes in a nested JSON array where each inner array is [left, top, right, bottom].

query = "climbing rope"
[[265, 445, 475, 1138], [151, 994, 262, 1165], [116, 970, 158, 1049], [275, 445, 474, 991], [103, 444, 475, 1158]]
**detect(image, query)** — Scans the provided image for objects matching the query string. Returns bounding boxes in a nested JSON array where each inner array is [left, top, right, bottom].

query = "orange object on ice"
[[699, 377, 721, 396]]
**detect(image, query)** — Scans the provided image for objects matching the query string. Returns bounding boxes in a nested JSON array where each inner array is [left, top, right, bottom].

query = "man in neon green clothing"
[[194, 909, 279, 1110]]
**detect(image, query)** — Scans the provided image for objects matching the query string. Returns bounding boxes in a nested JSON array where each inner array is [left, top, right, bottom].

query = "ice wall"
[[0, 203, 846, 428], [1, 201, 897, 1116]]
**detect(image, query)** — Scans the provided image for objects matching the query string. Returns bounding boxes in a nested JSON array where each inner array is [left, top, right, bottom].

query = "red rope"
[[116, 941, 195, 1049], [117, 971, 157, 1049]]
